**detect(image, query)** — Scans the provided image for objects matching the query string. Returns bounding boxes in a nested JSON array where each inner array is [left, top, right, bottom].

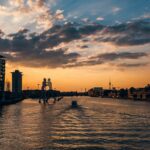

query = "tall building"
[[12, 70, 23, 93], [0, 55, 6, 92]]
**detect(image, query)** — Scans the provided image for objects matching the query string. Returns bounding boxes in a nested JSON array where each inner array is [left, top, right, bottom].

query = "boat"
[[71, 101, 78, 108]]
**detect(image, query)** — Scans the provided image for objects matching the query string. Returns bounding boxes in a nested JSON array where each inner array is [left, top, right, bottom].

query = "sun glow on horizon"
[[5, 62, 150, 91]]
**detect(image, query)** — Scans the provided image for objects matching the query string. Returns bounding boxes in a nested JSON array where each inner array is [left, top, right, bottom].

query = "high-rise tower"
[[0, 55, 6, 92], [12, 70, 23, 93]]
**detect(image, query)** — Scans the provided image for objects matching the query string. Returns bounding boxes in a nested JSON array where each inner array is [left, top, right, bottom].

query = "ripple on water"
[[0, 97, 150, 150]]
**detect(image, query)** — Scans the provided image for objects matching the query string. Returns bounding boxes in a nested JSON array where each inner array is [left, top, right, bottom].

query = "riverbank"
[[0, 98, 24, 106], [90, 96, 150, 102]]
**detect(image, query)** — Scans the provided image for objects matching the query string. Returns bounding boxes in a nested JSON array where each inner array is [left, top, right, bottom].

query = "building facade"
[[128, 85, 150, 101], [12, 70, 23, 93], [0, 55, 6, 92], [88, 87, 103, 97]]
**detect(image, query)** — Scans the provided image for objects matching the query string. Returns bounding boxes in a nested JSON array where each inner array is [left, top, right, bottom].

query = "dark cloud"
[[5, 48, 80, 68], [65, 52, 148, 68], [37, 23, 103, 48], [118, 63, 149, 68], [0, 23, 104, 68], [0, 19, 149, 68], [0, 38, 10, 51], [40, 20, 150, 47], [80, 45, 89, 49], [79, 24, 104, 35], [9, 29, 29, 38], [96, 20, 150, 46], [0, 26, 80, 68], [90, 52, 148, 60]]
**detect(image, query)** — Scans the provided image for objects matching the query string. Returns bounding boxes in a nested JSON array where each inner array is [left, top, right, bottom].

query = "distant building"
[[12, 70, 23, 93], [88, 87, 103, 97], [0, 55, 6, 92], [128, 85, 150, 101]]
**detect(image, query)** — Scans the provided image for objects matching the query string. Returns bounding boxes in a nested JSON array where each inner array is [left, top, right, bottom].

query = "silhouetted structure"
[[12, 70, 23, 93], [48, 78, 52, 90], [71, 101, 78, 108], [41, 78, 52, 90], [119, 88, 128, 99], [109, 79, 112, 90], [0, 55, 5, 92], [88, 87, 103, 97], [128, 84, 150, 100], [39, 78, 54, 103]]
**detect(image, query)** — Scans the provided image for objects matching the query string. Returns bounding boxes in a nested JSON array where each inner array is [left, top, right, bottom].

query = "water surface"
[[0, 97, 150, 150]]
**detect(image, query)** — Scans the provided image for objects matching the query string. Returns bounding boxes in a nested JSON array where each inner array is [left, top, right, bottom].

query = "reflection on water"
[[0, 97, 150, 150]]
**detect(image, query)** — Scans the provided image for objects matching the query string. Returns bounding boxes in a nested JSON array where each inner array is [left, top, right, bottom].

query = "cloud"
[[0, 0, 64, 32], [95, 20, 150, 46], [6, 48, 80, 68], [0, 19, 149, 69], [96, 17, 104, 21], [36, 19, 150, 47], [1, 1, 150, 46], [90, 52, 148, 60], [112, 7, 121, 13], [0, 27, 80, 68], [65, 52, 148, 68], [81, 18, 90, 23], [118, 63, 149, 68]]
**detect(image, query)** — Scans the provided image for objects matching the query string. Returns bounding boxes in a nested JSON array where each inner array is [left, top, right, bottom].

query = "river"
[[0, 97, 150, 150]]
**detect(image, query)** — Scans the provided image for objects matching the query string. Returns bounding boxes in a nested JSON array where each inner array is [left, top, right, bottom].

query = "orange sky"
[[5, 62, 150, 91]]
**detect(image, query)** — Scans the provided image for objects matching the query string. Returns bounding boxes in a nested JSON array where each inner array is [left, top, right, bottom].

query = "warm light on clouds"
[[0, 0, 64, 33]]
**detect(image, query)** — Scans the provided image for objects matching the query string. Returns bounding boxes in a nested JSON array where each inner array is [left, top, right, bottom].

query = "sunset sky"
[[0, 0, 150, 91]]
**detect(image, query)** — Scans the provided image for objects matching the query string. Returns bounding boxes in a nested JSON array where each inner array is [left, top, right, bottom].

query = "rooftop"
[[12, 70, 23, 75]]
